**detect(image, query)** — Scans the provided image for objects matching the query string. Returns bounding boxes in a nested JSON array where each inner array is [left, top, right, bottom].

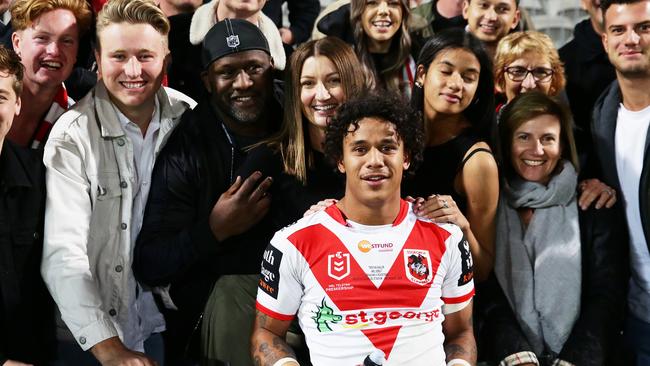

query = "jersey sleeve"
[[440, 227, 475, 313], [256, 232, 303, 321]]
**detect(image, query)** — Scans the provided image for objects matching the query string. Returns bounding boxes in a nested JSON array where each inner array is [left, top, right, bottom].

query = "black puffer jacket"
[[482, 203, 628, 366], [133, 86, 283, 360]]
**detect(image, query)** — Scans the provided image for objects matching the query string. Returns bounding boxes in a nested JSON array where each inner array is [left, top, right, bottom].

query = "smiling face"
[[203, 49, 272, 126], [510, 113, 562, 185], [462, 0, 520, 45], [338, 117, 410, 205], [417, 48, 480, 120], [361, 0, 404, 52], [602, 0, 650, 78], [502, 52, 553, 102], [300, 55, 345, 132], [96, 22, 168, 120], [12, 8, 79, 90], [0, 71, 21, 141]]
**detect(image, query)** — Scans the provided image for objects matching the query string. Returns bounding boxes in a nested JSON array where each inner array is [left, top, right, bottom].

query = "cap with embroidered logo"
[[201, 18, 271, 69]]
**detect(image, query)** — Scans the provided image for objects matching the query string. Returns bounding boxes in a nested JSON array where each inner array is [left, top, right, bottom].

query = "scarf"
[[494, 160, 581, 355]]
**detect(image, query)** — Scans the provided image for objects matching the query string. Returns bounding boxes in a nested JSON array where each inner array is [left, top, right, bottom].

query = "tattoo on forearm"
[[255, 337, 296, 366], [445, 340, 477, 363], [445, 343, 469, 359], [256, 311, 268, 328], [273, 336, 295, 356], [252, 312, 297, 366]]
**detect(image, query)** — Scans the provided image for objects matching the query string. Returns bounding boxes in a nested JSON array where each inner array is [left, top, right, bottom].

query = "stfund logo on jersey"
[[328, 251, 350, 280], [259, 245, 282, 299], [404, 249, 433, 285], [357, 240, 395, 253]]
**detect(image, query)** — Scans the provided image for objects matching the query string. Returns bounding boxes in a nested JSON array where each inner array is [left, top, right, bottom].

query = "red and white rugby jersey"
[[256, 200, 475, 366]]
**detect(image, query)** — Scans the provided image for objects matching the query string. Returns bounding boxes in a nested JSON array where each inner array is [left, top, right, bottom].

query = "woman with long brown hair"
[[317, 0, 416, 97], [240, 36, 367, 227]]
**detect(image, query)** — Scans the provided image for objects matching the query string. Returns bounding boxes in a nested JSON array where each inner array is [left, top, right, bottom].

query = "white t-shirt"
[[615, 103, 650, 320], [256, 200, 475, 366]]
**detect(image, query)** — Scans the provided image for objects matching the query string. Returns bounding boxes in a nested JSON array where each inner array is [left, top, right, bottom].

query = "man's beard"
[[225, 102, 264, 124], [618, 65, 650, 79]]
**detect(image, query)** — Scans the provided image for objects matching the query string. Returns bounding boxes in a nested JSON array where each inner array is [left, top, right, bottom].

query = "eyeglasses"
[[504, 66, 554, 82]]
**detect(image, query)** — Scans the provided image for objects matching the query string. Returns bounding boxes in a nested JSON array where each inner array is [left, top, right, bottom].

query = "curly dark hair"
[[325, 93, 424, 177]]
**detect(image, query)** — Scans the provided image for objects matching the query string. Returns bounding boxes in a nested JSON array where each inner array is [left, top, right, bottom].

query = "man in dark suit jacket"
[[592, 0, 650, 364]]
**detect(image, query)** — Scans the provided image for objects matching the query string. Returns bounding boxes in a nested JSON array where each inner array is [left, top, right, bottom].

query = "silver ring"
[[442, 199, 449, 209], [605, 189, 614, 196]]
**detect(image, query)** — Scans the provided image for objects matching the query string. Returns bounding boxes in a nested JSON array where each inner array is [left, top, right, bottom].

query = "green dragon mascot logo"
[[312, 298, 342, 332]]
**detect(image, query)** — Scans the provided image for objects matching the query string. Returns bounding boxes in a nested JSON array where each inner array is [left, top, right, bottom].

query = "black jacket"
[[167, 12, 206, 103], [559, 19, 616, 172], [133, 90, 283, 359], [237, 143, 345, 231], [482, 204, 628, 366], [0, 142, 56, 365], [262, 0, 320, 45], [592, 81, 650, 249]]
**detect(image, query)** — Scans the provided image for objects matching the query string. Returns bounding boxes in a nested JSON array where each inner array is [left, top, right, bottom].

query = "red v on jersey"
[[362, 326, 402, 359], [287, 204, 451, 360]]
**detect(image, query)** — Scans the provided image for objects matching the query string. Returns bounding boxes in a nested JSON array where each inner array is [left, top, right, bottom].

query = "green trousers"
[[201, 274, 259, 366]]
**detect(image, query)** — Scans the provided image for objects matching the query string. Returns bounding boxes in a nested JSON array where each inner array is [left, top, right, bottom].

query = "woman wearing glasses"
[[493, 31, 565, 110], [494, 31, 617, 211]]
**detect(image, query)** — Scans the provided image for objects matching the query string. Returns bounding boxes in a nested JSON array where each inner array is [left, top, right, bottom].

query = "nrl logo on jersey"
[[404, 249, 433, 285], [328, 251, 350, 280]]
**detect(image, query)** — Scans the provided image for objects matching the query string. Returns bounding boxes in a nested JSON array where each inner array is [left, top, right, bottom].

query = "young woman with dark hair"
[[240, 36, 367, 228], [406, 28, 499, 282]]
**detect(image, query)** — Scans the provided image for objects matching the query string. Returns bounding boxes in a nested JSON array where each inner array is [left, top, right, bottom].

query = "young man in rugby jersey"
[[252, 93, 476, 366]]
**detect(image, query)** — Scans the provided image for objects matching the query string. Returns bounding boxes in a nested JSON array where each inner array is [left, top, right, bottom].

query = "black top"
[[0, 141, 55, 365], [167, 12, 206, 103], [237, 143, 345, 230], [403, 133, 488, 213], [430, 2, 467, 33], [262, 0, 320, 45], [559, 19, 616, 176]]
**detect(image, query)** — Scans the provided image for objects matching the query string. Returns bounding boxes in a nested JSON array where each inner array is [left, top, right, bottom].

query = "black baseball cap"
[[201, 18, 271, 69]]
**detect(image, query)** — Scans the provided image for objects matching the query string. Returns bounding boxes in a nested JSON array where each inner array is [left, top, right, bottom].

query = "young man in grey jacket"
[[42, 0, 195, 365]]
